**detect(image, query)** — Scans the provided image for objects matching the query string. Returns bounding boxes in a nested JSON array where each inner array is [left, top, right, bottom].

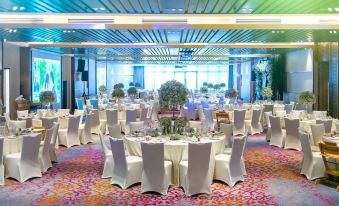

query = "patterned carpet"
[[1, 134, 339, 206]]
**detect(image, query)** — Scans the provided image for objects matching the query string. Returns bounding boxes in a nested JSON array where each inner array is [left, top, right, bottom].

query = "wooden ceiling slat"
[[78, 0, 97, 13], [146, 0, 155, 13], [98, 0, 114, 13], [117, 0, 131, 13], [185, 0, 191, 13], [218, 0, 230, 13], [209, 0, 219, 13]]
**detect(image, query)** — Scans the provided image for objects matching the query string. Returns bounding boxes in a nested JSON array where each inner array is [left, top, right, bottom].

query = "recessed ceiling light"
[[329, 30, 333, 33], [13, 29, 17, 32], [334, 31, 337, 34], [328, 8, 333, 12], [177, 8, 183, 11], [4, 39, 7, 42], [93, 8, 98, 11], [248, 8, 253, 12], [336, 8, 339, 12], [100, 7, 105, 11], [19, 7, 24, 11], [12, 6, 18, 11], [272, 31, 275, 33]]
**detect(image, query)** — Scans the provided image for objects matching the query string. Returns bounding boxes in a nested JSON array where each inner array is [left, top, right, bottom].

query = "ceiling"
[[0, 0, 338, 64]]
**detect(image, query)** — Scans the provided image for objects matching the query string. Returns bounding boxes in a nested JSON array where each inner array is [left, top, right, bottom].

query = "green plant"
[[220, 83, 226, 88], [169, 133, 181, 141], [159, 117, 172, 134], [39, 91, 56, 105], [208, 83, 214, 89], [262, 87, 273, 98], [298, 91, 316, 104], [129, 82, 135, 87], [213, 84, 221, 90], [146, 128, 159, 137], [200, 87, 208, 94], [203, 82, 208, 87], [159, 80, 188, 118], [114, 83, 124, 89], [225, 88, 237, 98], [112, 88, 125, 99], [135, 82, 141, 88], [98, 85, 107, 93], [127, 87, 137, 97], [174, 117, 188, 134]]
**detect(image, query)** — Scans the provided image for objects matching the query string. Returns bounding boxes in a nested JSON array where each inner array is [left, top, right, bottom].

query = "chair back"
[[336, 123, 339, 133], [295, 103, 307, 111], [91, 109, 100, 127], [275, 110, 286, 118], [184, 108, 197, 120], [109, 138, 128, 175], [300, 131, 313, 161], [126, 110, 137, 124], [106, 109, 118, 126], [263, 104, 274, 113], [130, 121, 144, 134], [187, 142, 212, 193], [264, 112, 272, 127], [67, 115, 81, 137], [0, 137, 3, 166], [316, 119, 332, 133], [42, 127, 53, 154], [90, 99, 99, 109], [99, 133, 111, 155], [140, 108, 148, 122], [41, 117, 58, 129], [220, 123, 233, 147], [319, 142, 339, 177], [230, 135, 247, 173], [284, 104, 294, 114], [313, 111, 327, 119], [234, 110, 246, 129], [108, 124, 122, 138], [310, 124, 325, 146], [57, 109, 70, 115], [146, 107, 152, 119], [51, 122, 60, 148], [20, 133, 41, 164], [251, 109, 261, 124], [270, 116, 283, 136], [84, 113, 93, 134], [17, 110, 29, 118], [76, 98, 84, 110], [285, 118, 300, 148], [141, 142, 165, 189]]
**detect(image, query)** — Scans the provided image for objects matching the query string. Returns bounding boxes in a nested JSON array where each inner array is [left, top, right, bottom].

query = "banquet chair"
[[106, 109, 118, 134], [214, 135, 248, 186], [284, 118, 301, 151], [151, 101, 160, 121], [316, 119, 333, 133], [275, 110, 287, 118], [269, 116, 286, 148], [39, 127, 53, 173], [80, 113, 94, 144], [91, 109, 103, 134], [284, 104, 294, 114], [109, 138, 143, 189], [5, 112, 26, 130], [121, 110, 137, 134], [336, 123, 339, 133], [50, 122, 60, 162], [108, 124, 122, 139], [99, 133, 114, 178], [317, 142, 339, 191], [129, 121, 145, 135], [220, 123, 233, 148], [262, 104, 274, 127], [139, 108, 148, 122], [58, 115, 81, 148], [17, 110, 29, 119], [41, 116, 58, 129], [140, 142, 172, 195], [310, 124, 325, 149], [295, 103, 307, 111], [5, 133, 42, 183], [233, 110, 246, 136], [245, 109, 262, 135], [0, 138, 4, 186], [57, 109, 70, 115], [179, 142, 212, 196], [300, 131, 325, 180], [264, 112, 273, 141], [203, 108, 216, 131]]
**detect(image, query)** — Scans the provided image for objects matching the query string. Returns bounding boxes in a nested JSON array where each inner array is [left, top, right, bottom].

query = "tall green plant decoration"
[[159, 80, 188, 118], [254, 60, 272, 100]]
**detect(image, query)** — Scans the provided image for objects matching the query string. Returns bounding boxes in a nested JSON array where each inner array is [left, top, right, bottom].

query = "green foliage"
[[299, 91, 316, 104], [169, 133, 182, 141], [225, 88, 237, 98], [129, 82, 135, 87], [220, 83, 226, 88], [98, 85, 107, 92], [262, 87, 273, 98], [159, 80, 188, 111], [200, 86, 208, 94], [159, 117, 172, 135], [127, 87, 137, 97], [146, 128, 159, 137], [135, 82, 141, 88], [114, 83, 124, 89], [203, 82, 208, 87], [174, 117, 188, 135], [213, 84, 221, 90], [39, 91, 56, 105], [112, 88, 125, 99], [207, 83, 214, 88]]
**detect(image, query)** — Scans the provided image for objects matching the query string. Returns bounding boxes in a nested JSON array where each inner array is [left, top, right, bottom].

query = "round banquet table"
[[124, 135, 226, 186]]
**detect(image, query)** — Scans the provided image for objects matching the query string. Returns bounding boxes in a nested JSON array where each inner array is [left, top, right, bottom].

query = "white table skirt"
[[124, 135, 225, 186]]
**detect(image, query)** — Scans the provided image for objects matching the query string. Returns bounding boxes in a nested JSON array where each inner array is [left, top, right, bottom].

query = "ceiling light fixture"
[[93, 8, 98, 11], [328, 8, 333, 12], [100, 8, 106, 11], [335, 8, 339, 12], [19, 7, 25, 11], [12, 6, 18, 11]]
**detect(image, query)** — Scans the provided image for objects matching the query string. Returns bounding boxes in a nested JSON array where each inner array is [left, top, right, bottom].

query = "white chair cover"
[[57, 109, 70, 115], [106, 109, 118, 126], [108, 124, 122, 138], [17, 110, 29, 118], [220, 123, 233, 148], [121, 110, 137, 134], [336, 123, 339, 133], [189, 121, 202, 132], [233, 110, 246, 136], [203, 108, 215, 130], [109, 138, 142, 189], [140, 142, 172, 195], [41, 117, 58, 129], [91, 109, 102, 134], [0, 138, 4, 185], [39, 127, 53, 173], [245, 109, 262, 135], [58, 115, 81, 148], [5, 133, 42, 182], [316, 119, 333, 133], [262, 104, 274, 126], [284, 104, 294, 114], [269, 116, 285, 148], [179, 142, 212, 195], [264, 111, 273, 141], [49, 122, 60, 162], [197, 105, 205, 121], [275, 110, 287, 117], [80, 113, 94, 144], [139, 108, 148, 122], [300, 131, 325, 180], [310, 124, 325, 147], [99, 133, 114, 178], [214, 135, 247, 186], [284, 118, 301, 151]]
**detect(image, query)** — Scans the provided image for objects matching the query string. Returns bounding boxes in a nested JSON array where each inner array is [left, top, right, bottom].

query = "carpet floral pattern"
[[0, 134, 338, 205]]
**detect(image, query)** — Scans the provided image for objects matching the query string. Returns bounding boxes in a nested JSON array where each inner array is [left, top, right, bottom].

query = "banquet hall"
[[0, 0, 339, 205]]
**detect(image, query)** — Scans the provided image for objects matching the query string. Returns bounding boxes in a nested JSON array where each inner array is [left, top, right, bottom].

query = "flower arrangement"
[[203, 82, 208, 87], [159, 117, 172, 135], [200, 86, 208, 94], [112, 88, 125, 99], [262, 87, 273, 99], [39, 91, 56, 105], [146, 128, 159, 137], [225, 88, 237, 99], [113, 83, 124, 89], [135, 82, 141, 88], [220, 83, 226, 88], [127, 87, 137, 97], [98, 85, 107, 93], [169, 133, 182, 141], [208, 83, 214, 89], [213, 84, 221, 90], [298, 91, 316, 104], [174, 117, 188, 135], [159, 80, 188, 117], [129, 82, 135, 87]]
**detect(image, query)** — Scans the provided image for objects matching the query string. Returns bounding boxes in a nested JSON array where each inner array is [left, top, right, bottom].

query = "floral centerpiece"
[[169, 133, 182, 141], [39, 91, 56, 107], [146, 128, 159, 137], [112, 88, 125, 101], [207, 83, 214, 89], [262, 87, 273, 100], [225, 88, 237, 99], [174, 117, 188, 135], [159, 117, 172, 135], [159, 80, 188, 118], [298, 91, 316, 104], [200, 86, 208, 94], [127, 87, 137, 98]]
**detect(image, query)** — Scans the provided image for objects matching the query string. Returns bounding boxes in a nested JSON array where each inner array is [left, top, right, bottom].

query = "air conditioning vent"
[[142, 18, 187, 24], [236, 19, 281, 24], [68, 19, 114, 24], [0, 18, 43, 24]]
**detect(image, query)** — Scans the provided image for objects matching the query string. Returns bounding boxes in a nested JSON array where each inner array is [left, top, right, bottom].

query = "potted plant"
[[262, 87, 273, 101], [39, 91, 56, 110], [213, 84, 221, 90], [135, 82, 141, 89], [127, 86, 137, 100], [112, 88, 125, 104], [208, 83, 214, 89], [225, 88, 237, 104], [220, 83, 226, 88], [98, 85, 107, 97], [159, 117, 172, 135], [129, 82, 135, 87], [159, 80, 188, 118], [298, 91, 316, 113], [174, 117, 188, 135], [203, 82, 208, 87], [200, 86, 208, 94], [114, 83, 124, 90]]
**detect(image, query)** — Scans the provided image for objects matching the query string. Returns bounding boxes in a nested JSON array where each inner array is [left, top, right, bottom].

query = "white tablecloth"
[[124, 135, 225, 185]]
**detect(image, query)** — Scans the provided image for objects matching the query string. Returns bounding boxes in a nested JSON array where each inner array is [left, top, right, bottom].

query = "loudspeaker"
[[81, 71, 88, 81], [77, 59, 85, 72], [62, 81, 67, 109]]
